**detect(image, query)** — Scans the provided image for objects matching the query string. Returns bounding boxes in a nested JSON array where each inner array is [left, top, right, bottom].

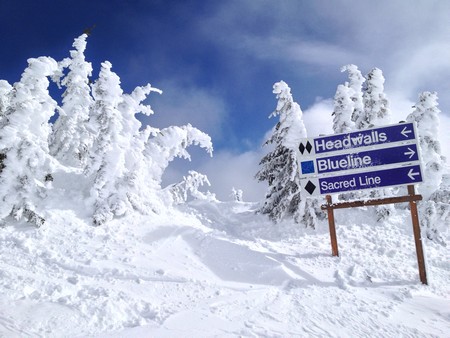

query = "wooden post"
[[326, 195, 339, 257], [408, 185, 428, 285]]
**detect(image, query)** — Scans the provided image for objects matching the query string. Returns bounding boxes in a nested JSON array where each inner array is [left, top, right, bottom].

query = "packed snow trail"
[[0, 200, 448, 337]]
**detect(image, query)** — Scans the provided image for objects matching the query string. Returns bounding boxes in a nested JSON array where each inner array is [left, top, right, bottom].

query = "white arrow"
[[401, 126, 412, 138], [408, 168, 420, 180], [404, 147, 415, 159]]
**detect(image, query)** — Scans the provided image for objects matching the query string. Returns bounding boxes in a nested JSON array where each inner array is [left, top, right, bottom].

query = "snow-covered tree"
[[50, 34, 95, 168], [166, 170, 214, 204], [144, 124, 213, 187], [0, 57, 60, 226], [406, 92, 448, 243], [356, 68, 391, 130], [0, 80, 12, 119], [256, 81, 320, 227], [354, 68, 393, 219], [332, 83, 355, 134], [407, 91, 445, 200], [86, 61, 128, 225], [113, 84, 162, 214], [341, 64, 365, 125], [231, 187, 243, 202]]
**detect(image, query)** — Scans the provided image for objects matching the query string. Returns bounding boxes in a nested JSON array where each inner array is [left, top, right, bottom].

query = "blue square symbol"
[[301, 160, 315, 174]]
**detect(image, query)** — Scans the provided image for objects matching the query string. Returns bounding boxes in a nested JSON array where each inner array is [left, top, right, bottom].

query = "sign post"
[[298, 122, 428, 285]]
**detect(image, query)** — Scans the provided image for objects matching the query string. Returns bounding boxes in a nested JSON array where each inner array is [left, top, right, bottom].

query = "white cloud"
[[143, 80, 229, 143], [197, 150, 268, 202], [201, 1, 450, 116], [302, 98, 334, 138]]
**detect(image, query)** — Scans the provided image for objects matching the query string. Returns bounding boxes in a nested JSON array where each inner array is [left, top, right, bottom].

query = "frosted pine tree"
[[356, 68, 391, 129], [407, 92, 448, 243], [87, 61, 127, 225], [256, 81, 320, 227], [114, 84, 162, 214], [166, 171, 213, 204], [231, 187, 243, 202], [50, 34, 95, 168], [0, 57, 60, 226], [407, 92, 445, 199], [332, 83, 355, 134], [359, 68, 393, 219], [0, 80, 12, 119], [144, 124, 213, 186], [341, 64, 365, 124]]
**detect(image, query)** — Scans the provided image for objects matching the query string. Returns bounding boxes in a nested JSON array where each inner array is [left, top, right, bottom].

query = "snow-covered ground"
[[0, 189, 448, 337]]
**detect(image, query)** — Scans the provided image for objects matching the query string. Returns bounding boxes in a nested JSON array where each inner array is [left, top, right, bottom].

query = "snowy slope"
[[0, 184, 448, 337]]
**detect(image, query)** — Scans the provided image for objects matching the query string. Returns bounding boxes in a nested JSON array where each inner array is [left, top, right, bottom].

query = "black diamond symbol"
[[299, 143, 306, 154], [304, 181, 316, 195], [306, 141, 312, 154]]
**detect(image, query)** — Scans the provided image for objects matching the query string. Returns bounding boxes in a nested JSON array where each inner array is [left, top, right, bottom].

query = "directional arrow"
[[408, 168, 420, 180], [401, 126, 413, 138], [404, 147, 416, 159]]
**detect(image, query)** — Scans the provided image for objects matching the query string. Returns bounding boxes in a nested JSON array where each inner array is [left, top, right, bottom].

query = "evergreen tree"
[[357, 68, 393, 219], [407, 92, 445, 200], [50, 34, 95, 168], [356, 68, 391, 129], [87, 61, 127, 225], [166, 171, 213, 204], [144, 124, 213, 187], [0, 57, 60, 226], [407, 92, 448, 243], [341, 64, 365, 125], [114, 84, 162, 214], [332, 83, 355, 134], [231, 187, 243, 202], [0, 80, 12, 119], [256, 81, 320, 227]]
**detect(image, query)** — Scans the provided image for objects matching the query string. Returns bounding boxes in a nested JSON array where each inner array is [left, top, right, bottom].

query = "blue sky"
[[1, 0, 449, 200]]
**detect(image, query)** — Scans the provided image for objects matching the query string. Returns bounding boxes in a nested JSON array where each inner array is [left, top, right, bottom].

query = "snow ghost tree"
[[166, 171, 214, 204], [84, 61, 127, 225], [407, 92, 448, 243], [332, 83, 355, 134], [113, 84, 162, 214], [0, 80, 12, 118], [231, 187, 243, 202], [256, 81, 321, 227], [407, 92, 445, 200], [0, 57, 60, 226], [356, 68, 391, 130], [355, 68, 393, 219], [50, 34, 95, 168], [341, 64, 365, 125], [144, 124, 213, 187]]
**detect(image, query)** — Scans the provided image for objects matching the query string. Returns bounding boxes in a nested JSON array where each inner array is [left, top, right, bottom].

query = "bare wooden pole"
[[408, 185, 428, 285], [325, 195, 339, 257]]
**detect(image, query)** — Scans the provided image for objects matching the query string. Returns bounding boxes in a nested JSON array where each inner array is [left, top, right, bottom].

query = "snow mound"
[[0, 199, 448, 337]]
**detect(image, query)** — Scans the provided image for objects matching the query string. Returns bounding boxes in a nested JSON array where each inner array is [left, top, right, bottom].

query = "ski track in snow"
[[0, 200, 448, 337]]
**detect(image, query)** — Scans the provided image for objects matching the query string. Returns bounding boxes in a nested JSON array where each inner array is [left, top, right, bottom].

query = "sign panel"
[[300, 144, 419, 176], [298, 122, 416, 156], [300, 164, 423, 196]]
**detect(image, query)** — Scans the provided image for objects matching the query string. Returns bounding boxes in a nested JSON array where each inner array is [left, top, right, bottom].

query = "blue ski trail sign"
[[300, 144, 419, 176], [298, 122, 423, 196], [298, 122, 416, 156], [301, 164, 423, 196]]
